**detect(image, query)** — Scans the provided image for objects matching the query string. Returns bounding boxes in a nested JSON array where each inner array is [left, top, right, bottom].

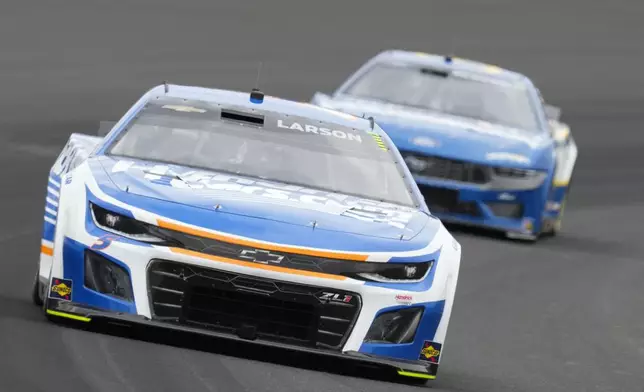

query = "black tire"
[[31, 264, 43, 306], [397, 376, 429, 386], [547, 177, 573, 237]]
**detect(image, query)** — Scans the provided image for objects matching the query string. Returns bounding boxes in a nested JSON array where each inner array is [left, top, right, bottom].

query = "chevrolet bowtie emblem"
[[239, 249, 285, 264]]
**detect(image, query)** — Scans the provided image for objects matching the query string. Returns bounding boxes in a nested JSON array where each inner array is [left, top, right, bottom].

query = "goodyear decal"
[[367, 132, 388, 151], [49, 277, 73, 301]]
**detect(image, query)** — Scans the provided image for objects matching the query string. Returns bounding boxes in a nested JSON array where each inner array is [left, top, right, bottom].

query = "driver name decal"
[[276, 120, 362, 143]]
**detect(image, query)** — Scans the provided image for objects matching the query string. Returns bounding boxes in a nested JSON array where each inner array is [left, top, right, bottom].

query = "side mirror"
[[97, 121, 117, 137], [544, 104, 561, 122]]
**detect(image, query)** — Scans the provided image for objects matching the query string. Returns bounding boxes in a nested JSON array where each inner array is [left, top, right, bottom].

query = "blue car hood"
[[95, 156, 430, 241], [324, 96, 551, 168]]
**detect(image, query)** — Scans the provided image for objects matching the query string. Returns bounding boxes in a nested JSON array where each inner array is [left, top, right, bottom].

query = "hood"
[[320, 95, 551, 168], [95, 156, 430, 241]]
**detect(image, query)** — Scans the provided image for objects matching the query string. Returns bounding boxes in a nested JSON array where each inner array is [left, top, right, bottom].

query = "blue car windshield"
[[342, 64, 541, 132], [106, 99, 417, 207]]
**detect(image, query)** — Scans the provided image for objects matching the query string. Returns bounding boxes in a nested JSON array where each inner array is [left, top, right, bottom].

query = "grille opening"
[[147, 260, 361, 350], [420, 185, 482, 217], [486, 202, 524, 218], [184, 285, 318, 344], [220, 109, 265, 126]]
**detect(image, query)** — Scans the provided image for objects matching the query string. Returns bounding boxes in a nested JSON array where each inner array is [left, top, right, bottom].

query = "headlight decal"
[[88, 202, 180, 245], [489, 167, 548, 191]]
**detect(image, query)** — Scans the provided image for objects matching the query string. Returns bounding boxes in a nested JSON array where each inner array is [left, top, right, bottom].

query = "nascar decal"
[[276, 120, 363, 143], [111, 160, 415, 229]]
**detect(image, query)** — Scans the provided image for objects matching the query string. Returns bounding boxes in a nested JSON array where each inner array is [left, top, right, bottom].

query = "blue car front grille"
[[400, 151, 490, 184], [418, 185, 482, 217]]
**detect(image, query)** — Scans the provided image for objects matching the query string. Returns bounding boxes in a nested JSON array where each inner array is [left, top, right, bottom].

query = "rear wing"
[[97, 121, 117, 137], [544, 104, 561, 122]]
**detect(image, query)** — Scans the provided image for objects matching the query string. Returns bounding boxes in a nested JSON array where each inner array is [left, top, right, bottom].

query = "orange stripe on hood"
[[157, 219, 368, 261], [170, 248, 347, 281]]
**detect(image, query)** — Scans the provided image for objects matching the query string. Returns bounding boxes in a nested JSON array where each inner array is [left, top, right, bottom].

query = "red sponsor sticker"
[[395, 294, 413, 303]]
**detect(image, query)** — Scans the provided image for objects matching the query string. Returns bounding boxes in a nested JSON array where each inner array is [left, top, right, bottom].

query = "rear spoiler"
[[544, 104, 561, 122], [97, 121, 117, 137]]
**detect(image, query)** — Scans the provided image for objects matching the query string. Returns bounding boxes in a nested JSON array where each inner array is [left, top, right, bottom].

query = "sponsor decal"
[[411, 136, 439, 148], [49, 278, 73, 301], [317, 292, 353, 304], [498, 192, 516, 201], [162, 105, 206, 113], [546, 201, 561, 211], [238, 249, 284, 265], [276, 119, 363, 143], [110, 161, 416, 229], [418, 341, 442, 363], [485, 152, 530, 164], [395, 294, 413, 305], [522, 217, 534, 233]]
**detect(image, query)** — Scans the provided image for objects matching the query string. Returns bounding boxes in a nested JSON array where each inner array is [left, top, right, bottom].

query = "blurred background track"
[[1, 1, 642, 391]]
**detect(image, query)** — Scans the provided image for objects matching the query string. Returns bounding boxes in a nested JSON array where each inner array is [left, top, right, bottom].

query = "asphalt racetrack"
[[1, 1, 643, 391]]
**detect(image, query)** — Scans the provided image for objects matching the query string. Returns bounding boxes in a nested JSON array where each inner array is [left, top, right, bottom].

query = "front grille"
[[401, 151, 490, 184], [147, 260, 361, 350], [419, 185, 482, 217]]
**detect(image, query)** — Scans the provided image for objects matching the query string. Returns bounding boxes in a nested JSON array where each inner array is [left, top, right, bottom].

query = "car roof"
[[370, 49, 530, 84], [145, 83, 375, 133]]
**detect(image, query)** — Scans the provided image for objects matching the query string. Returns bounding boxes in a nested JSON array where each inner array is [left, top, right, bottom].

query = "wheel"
[[542, 177, 573, 237], [31, 262, 43, 306], [552, 186, 570, 234]]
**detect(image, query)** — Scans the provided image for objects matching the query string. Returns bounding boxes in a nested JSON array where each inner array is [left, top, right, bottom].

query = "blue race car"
[[311, 50, 578, 241], [32, 83, 462, 384]]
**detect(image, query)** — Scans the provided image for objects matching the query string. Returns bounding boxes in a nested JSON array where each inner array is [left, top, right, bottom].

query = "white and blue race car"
[[32, 83, 462, 383], [311, 50, 578, 241]]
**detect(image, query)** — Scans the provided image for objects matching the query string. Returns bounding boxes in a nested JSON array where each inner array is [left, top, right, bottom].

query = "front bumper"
[[414, 176, 548, 236], [45, 298, 438, 380]]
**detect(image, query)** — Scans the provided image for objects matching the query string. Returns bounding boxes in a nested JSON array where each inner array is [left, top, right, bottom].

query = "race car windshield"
[[342, 64, 541, 131], [107, 102, 416, 207]]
